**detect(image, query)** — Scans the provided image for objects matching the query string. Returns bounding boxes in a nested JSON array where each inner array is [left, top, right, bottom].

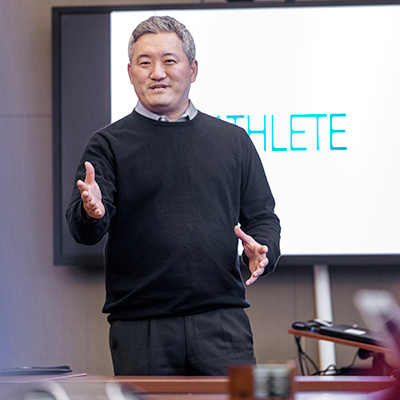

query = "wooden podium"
[[288, 328, 392, 376], [288, 328, 390, 354]]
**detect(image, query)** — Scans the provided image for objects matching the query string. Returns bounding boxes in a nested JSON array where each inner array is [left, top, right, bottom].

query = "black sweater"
[[66, 111, 281, 321]]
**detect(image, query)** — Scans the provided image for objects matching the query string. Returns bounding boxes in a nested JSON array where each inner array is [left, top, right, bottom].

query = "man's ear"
[[190, 60, 198, 83], [127, 63, 134, 85]]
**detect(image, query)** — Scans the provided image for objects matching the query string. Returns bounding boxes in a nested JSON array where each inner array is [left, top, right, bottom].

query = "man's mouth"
[[150, 84, 167, 90]]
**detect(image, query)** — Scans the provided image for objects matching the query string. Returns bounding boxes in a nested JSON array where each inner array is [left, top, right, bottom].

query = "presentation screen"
[[53, 2, 400, 267]]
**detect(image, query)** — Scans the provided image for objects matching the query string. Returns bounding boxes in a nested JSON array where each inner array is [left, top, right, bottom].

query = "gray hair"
[[128, 16, 196, 64]]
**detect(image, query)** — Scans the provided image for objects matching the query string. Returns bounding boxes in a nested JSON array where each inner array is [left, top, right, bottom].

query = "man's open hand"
[[234, 225, 269, 286], [76, 161, 105, 219]]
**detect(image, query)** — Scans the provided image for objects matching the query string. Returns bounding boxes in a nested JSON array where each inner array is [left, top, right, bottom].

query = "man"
[[66, 16, 281, 376]]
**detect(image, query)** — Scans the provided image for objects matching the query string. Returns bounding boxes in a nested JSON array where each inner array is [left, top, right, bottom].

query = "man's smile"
[[150, 84, 168, 91]]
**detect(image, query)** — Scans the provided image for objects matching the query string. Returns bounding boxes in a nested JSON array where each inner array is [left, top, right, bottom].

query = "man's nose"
[[150, 62, 167, 80]]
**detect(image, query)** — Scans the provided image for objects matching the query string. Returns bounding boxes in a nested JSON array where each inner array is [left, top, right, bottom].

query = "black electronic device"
[[0, 366, 72, 376], [292, 319, 332, 332], [317, 324, 384, 346]]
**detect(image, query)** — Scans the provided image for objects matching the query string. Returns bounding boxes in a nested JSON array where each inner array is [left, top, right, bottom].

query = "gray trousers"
[[109, 308, 256, 376]]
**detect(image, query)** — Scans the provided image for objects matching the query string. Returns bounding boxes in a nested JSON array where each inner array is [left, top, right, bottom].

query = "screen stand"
[[313, 264, 336, 373]]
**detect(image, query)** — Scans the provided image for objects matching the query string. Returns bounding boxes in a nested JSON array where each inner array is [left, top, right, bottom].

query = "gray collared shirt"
[[134, 101, 198, 122]]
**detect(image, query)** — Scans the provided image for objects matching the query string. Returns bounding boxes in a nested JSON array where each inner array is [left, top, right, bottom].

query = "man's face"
[[128, 32, 198, 122]]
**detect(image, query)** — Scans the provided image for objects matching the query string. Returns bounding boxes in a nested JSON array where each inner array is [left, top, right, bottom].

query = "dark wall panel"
[[54, 12, 110, 265]]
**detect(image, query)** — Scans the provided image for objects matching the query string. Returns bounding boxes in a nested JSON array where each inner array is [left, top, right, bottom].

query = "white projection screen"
[[52, 2, 400, 266]]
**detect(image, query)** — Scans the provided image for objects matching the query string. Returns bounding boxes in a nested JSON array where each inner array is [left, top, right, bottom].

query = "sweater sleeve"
[[65, 132, 117, 246], [238, 133, 281, 275]]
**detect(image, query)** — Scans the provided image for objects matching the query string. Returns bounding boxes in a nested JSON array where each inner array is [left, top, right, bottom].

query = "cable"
[[335, 349, 360, 375], [294, 335, 361, 376], [294, 335, 320, 375]]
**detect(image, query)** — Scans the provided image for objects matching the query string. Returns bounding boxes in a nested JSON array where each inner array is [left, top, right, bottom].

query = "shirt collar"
[[134, 101, 198, 122]]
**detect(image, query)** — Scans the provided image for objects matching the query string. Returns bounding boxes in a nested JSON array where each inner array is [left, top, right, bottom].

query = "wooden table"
[[0, 373, 396, 398]]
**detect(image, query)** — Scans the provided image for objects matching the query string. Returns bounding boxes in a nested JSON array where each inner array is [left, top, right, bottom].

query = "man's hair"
[[128, 16, 196, 64]]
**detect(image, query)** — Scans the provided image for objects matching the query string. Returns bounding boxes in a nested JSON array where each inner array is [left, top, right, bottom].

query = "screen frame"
[[52, 0, 400, 267]]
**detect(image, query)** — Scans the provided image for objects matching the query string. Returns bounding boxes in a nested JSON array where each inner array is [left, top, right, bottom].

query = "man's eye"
[[165, 59, 176, 64]]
